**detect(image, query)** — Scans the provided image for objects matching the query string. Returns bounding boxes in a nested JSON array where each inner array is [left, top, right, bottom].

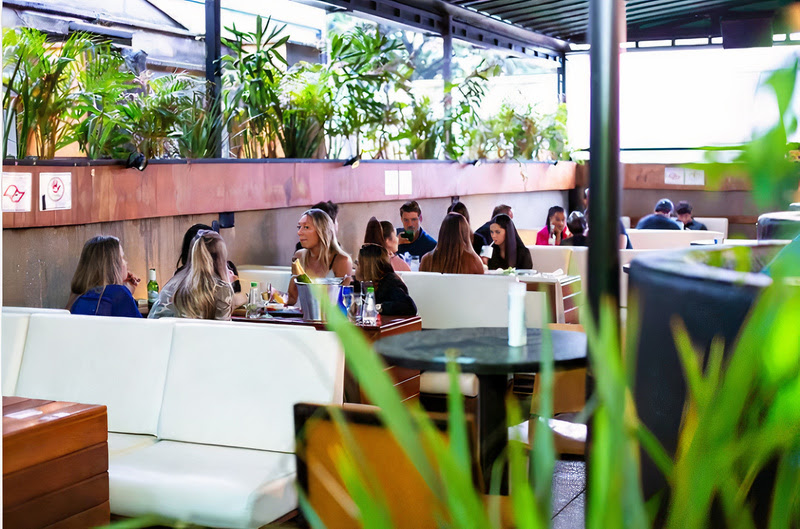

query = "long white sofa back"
[[15, 314, 174, 435], [693, 217, 729, 239], [397, 271, 546, 329], [237, 265, 292, 294], [627, 229, 723, 249], [158, 321, 343, 453], [527, 245, 572, 274]]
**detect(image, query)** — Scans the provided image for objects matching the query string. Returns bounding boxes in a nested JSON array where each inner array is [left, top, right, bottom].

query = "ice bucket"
[[296, 280, 342, 322]]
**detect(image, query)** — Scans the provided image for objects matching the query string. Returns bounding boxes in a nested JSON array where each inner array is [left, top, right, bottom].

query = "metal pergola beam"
[[310, 0, 569, 58]]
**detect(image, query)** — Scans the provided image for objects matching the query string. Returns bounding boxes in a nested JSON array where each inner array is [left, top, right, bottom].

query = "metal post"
[[557, 52, 567, 103], [205, 0, 222, 158], [588, 0, 623, 322], [442, 13, 453, 151]]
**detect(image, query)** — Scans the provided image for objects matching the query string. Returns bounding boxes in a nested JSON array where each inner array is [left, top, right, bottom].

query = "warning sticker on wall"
[[2, 172, 32, 212], [39, 172, 72, 211]]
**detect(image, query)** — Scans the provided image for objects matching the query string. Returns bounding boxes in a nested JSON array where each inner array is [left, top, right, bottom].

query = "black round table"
[[374, 327, 587, 492]]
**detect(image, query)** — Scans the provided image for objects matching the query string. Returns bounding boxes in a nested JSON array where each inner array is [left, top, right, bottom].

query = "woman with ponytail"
[[149, 230, 234, 320]]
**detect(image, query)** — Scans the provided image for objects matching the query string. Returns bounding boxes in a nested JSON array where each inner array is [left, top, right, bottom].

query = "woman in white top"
[[287, 208, 353, 306], [150, 230, 234, 320]]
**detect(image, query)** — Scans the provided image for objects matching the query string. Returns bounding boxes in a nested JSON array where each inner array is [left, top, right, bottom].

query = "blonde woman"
[[68, 235, 142, 318], [149, 230, 234, 320], [287, 208, 353, 306]]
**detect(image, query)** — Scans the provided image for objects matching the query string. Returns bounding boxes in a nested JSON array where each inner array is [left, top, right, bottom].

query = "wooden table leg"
[[478, 374, 509, 494]]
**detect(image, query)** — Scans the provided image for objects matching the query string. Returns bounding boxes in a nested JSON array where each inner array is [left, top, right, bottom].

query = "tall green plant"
[[221, 16, 288, 158], [118, 73, 199, 159], [173, 89, 229, 159], [3, 27, 92, 159], [69, 42, 136, 159]]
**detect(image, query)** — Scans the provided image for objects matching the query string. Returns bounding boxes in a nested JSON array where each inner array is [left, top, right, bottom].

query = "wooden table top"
[[231, 314, 422, 342]]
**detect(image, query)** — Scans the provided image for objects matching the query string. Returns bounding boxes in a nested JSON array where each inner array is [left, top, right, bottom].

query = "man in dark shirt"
[[475, 204, 513, 251], [675, 200, 707, 230], [636, 199, 682, 230], [396, 200, 437, 259]]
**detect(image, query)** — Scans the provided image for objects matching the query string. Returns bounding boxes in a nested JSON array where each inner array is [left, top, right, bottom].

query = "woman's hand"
[[124, 272, 141, 293]]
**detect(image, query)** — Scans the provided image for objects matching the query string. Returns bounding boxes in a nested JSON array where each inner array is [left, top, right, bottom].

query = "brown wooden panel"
[[2, 398, 53, 415], [4, 442, 108, 507], [2, 161, 576, 229], [394, 375, 421, 400], [3, 472, 109, 529], [4, 401, 107, 475], [623, 164, 752, 191], [42, 501, 110, 529], [386, 366, 421, 385]]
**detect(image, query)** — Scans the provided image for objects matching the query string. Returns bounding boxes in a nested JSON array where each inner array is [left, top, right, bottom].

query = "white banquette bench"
[[237, 265, 292, 294], [2, 309, 344, 529], [626, 229, 724, 249], [395, 272, 547, 397]]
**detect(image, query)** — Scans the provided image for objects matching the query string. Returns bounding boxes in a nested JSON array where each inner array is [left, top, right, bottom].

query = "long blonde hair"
[[173, 231, 232, 319], [70, 235, 126, 295], [300, 208, 350, 272]]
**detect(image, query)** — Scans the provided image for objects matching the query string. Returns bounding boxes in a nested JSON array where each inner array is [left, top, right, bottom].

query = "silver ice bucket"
[[296, 279, 342, 322]]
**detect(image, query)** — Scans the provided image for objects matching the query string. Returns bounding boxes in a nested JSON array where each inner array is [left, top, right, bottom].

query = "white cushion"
[[1, 307, 70, 314], [2, 313, 31, 395], [109, 440, 296, 529], [419, 372, 479, 397], [14, 314, 174, 435], [627, 229, 724, 250], [398, 272, 546, 329], [108, 433, 158, 458], [619, 249, 658, 308], [620, 216, 631, 230], [158, 323, 344, 452], [526, 245, 572, 274], [237, 267, 292, 295], [693, 217, 729, 239], [568, 247, 588, 291], [517, 229, 539, 246]]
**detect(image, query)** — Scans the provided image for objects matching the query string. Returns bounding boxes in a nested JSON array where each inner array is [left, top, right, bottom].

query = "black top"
[[374, 327, 587, 375], [475, 221, 492, 250], [685, 220, 708, 231], [561, 234, 588, 247], [487, 243, 533, 270], [471, 232, 487, 255], [376, 273, 417, 316], [636, 214, 682, 230]]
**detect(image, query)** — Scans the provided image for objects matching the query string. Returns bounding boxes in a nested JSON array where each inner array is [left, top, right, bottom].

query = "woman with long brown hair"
[[355, 244, 416, 316], [363, 217, 411, 272], [419, 213, 484, 274], [68, 235, 142, 317], [149, 230, 234, 320]]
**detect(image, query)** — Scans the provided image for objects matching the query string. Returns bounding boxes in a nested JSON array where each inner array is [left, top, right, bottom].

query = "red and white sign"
[[40, 172, 72, 211], [2, 172, 32, 212]]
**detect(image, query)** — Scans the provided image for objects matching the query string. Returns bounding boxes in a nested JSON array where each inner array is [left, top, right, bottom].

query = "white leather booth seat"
[[1, 307, 69, 395], [627, 229, 724, 250], [693, 217, 729, 239], [4, 311, 344, 528], [517, 229, 539, 246], [526, 245, 572, 274], [397, 272, 547, 398], [237, 266, 292, 294]]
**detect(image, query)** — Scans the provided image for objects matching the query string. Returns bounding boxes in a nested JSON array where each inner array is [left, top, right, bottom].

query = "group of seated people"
[[636, 198, 707, 231], [72, 192, 699, 323]]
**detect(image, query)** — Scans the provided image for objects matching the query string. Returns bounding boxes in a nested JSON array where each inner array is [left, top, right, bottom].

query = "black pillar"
[[557, 52, 567, 104], [588, 0, 623, 320], [442, 14, 453, 150], [205, 0, 222, 158]]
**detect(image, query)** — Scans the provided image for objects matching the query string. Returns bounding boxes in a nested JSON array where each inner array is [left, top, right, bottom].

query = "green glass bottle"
[[147, 269, 159, 309]]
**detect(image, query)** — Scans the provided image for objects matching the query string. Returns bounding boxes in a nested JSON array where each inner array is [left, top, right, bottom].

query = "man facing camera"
[[636, 198, 682, 230], [397, 200, 437, 259]]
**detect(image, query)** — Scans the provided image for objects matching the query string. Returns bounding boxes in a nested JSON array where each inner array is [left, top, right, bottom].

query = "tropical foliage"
[[2, 22, 572, 162]]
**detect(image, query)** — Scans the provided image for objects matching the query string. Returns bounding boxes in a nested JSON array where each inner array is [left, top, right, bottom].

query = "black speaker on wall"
[[721, 17, 774, 49]]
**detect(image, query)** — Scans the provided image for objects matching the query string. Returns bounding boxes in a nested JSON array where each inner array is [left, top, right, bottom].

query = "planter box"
[[2, 159, 576, 229]]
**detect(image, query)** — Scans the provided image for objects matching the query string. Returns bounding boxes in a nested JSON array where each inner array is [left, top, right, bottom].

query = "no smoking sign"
[[40, 172, 72, 211]]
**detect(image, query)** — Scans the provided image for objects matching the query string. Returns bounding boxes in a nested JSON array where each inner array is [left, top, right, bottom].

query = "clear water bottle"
[[361, 286, 378, 326], [246, 281, 261, 319]]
